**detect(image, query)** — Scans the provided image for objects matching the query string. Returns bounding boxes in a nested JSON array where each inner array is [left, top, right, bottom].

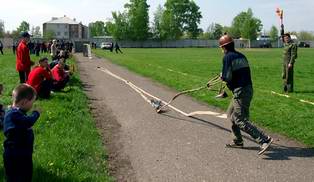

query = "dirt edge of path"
[[76, 56, 137, 181]]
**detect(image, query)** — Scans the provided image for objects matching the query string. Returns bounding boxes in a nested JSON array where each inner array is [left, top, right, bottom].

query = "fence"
[[93, 39, 290, 48], [2, 37, 314, 49]]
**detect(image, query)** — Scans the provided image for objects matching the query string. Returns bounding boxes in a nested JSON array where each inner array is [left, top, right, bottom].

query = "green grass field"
[[0, 49, 113, 181], [94, 48, 314, 147]]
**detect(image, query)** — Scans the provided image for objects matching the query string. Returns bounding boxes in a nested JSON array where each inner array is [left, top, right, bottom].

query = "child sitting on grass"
[[27, 57, 52, 99], [51, 60, 70, 91], [3, 84, 40, 182]]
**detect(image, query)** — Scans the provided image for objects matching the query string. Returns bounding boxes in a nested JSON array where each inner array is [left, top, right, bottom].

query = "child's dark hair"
[[39, 57, 48, 63], [12, 84, 37, 104]]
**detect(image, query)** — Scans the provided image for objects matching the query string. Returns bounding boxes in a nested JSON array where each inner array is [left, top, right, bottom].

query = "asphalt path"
[[75, 53, 314, 182]]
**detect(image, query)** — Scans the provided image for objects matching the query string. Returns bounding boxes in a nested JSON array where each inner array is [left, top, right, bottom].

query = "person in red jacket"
[[27, 57, 52, 99], [51, 60, 70, 91], [16, 32, 34, 83]]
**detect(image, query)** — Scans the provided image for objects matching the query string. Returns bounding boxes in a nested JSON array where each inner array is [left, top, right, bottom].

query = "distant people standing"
[[47, 41, 52, 54], [110, 42, 113, 52], [28, 41, 35, 55], [16, 32, 33, 83], [0, 40, 3, 55], [35, 42, 41, 57], [50, 39, 58, 60], [115, 42, 123, 54], [12, 41, 17, 55]]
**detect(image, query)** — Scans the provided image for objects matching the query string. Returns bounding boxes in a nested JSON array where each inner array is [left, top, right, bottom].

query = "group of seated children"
[[26, 52, 71, 99], [0, 52, 71, 181]]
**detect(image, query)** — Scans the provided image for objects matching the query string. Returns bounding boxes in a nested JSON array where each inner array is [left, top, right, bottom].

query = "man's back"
[[222, 51, 252, 91]]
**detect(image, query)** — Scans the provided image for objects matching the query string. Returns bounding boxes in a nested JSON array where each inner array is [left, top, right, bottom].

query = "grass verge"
[[0, 49, 113, 181]]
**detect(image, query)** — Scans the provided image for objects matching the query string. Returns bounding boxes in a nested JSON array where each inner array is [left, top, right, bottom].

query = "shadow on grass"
[[294, 90, 314, 94], [33, 166, 79, 182], [68, 75, 83, 88], [0, 166, 78, 182], [161, 112, 314, 160]]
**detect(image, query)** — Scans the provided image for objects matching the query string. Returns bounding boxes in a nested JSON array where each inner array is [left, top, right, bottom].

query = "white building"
[[43, 15, 89, 40]]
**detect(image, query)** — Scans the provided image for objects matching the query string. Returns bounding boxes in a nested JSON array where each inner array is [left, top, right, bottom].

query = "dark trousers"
[[18, 71, 30, 83], [115, 48, 123, 54], [3, 152, 33, 182], [227, 85, 268, 144], [38, 80, 52, 99], [53, 76, 69, 91], [0, 47, 3, 55]]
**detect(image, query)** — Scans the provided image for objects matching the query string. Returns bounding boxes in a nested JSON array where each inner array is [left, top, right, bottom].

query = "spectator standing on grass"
[[35, 42, 41, 57], [115, 42, 123, 54], [218, 34, 273, 155], [12, 41, 17, 55], [3, 84, 40, 182], [16, 32, 33, 83], [282, 33, 298, 93], [27, 57, 52, 99], [0, 40, 4, 55], [50, 39, 58, 60]]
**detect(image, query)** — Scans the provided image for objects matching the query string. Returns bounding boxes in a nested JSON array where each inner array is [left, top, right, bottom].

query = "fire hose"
[[97, 66, 227, 118]]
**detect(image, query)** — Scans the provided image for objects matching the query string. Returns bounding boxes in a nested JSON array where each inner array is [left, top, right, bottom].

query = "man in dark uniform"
[[0, 40, 3, 55], [115, 42, 123, 54], [219, 34, 273, 155], [282, 33, 297, 93]]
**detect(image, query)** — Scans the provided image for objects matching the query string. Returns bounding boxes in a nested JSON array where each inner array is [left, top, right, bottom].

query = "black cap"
[[21, 32, 31, 38]]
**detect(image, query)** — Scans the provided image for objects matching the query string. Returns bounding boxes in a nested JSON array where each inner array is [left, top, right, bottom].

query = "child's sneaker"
[[258, 137, 273, 155], [225, 141, 243, 148]]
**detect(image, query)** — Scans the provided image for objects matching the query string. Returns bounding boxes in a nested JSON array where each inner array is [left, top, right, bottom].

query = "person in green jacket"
[[282, 33, 298, 93]]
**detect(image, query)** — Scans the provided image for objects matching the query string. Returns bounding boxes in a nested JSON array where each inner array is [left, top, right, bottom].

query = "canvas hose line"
[[97, 66, 226, 117]]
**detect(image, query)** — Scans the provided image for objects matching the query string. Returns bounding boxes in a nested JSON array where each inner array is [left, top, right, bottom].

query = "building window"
[[57, 32, 61, 36], [64, 32, 68, 36]]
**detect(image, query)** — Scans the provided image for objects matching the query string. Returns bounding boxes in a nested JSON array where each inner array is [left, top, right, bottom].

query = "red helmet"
[[219, 35, 234, 47]]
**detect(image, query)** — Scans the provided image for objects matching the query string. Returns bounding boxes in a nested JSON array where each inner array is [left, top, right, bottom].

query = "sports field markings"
[[97, 66, 227, 119], [146, 64, 314, 107], [271, 91, 314, 106], [147, 64, 193, 77]]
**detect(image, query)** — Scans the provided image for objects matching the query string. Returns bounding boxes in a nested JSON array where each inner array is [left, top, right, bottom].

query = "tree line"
[[88, 0, 314, 41], [1, 0, 314, 41]]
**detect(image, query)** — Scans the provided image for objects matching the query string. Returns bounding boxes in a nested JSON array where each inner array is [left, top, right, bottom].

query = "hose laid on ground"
[[97, 66, 227, 118], [156, 75, 221, 113]]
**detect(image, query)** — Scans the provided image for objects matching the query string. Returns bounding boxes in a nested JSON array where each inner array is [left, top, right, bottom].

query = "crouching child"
[[27, 57, 52, 99], [51, 60, 70, 91], [3, 84, 40, 182]]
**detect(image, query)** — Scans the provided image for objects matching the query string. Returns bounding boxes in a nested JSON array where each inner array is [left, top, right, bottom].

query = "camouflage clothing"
[[282, 41, 298, 92]]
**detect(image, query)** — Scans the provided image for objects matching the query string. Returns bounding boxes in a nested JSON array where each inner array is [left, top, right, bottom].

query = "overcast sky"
[[1, 0, 314, 33]]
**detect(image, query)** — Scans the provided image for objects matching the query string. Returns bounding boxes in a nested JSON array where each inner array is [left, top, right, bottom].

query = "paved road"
[[75, 54, 314, 182]]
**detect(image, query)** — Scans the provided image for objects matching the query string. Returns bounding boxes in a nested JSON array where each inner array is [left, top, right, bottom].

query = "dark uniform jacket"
[[221, 50, 252, 92], [3, 107, 40, 156]]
